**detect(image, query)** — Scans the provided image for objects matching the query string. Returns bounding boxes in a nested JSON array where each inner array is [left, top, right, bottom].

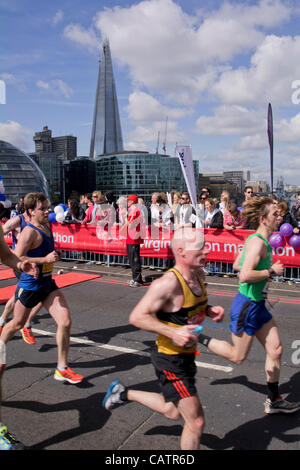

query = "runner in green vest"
[[197, 196, 300, 415]]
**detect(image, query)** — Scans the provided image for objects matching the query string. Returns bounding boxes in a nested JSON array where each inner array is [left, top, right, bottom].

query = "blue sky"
[[1, 0, 300, 187]]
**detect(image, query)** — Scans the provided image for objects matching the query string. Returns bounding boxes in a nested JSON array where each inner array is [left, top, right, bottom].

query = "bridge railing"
[[59, 249, 300, 282]]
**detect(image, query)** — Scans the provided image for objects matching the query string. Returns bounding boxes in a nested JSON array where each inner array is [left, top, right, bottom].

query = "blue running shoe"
[[102, 379, 125, 410], [0, 424, 25, 450]]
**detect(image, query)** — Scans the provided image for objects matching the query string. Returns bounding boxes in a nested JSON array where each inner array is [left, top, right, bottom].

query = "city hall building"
[[95, 151, 199, 201]]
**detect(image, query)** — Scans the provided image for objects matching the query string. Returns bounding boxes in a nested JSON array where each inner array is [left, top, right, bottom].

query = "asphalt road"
[[1, 261, 299, 456]]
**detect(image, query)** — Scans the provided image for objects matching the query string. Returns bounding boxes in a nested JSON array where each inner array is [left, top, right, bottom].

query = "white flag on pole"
[[176, 145, 197, 210]]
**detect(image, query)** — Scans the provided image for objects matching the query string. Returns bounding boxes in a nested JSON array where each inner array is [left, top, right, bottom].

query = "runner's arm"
[[239, 237, 283, 283], [233, 251, 242, 271], [2, 216, 21, 235], [0, 224, 38, 276], [129, 274, 198, 348], [13, 226, 59, 265]]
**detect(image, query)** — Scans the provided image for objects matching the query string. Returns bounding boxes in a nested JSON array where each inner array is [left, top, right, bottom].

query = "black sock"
[[197, 334, 211, 348], [120, 389, 128, 402], [267, 382, 279, 401]]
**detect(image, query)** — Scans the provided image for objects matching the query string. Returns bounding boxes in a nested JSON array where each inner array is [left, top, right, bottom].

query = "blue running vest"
[[12, 214, 27, 250], [18, 223, 55, 291]]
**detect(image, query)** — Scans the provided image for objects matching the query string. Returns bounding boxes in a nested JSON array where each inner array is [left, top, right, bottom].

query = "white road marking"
[[32, 328, 233, 373]]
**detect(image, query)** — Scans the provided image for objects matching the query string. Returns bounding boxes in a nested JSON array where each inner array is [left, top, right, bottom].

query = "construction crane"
[[155, 131, 160, 154], [162, 116, 168, 155]]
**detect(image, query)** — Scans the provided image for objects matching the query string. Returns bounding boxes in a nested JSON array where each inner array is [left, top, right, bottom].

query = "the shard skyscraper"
[[89, 39, 123, 158]]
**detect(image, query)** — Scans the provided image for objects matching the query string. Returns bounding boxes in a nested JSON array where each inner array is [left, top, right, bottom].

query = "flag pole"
[[267, 103, 274, 194]]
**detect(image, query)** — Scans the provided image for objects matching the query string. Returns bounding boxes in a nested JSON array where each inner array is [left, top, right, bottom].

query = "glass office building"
[[96, 152, 199, 201], [0, 140, 50, 204]]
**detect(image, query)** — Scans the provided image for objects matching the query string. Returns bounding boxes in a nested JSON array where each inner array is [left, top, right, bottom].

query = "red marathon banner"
[[51, 224, 300, 267], [4, 224, 300, 267]]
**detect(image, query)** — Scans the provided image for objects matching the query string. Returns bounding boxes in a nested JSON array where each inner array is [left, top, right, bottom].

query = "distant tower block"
[[90, 38, 124, 158]]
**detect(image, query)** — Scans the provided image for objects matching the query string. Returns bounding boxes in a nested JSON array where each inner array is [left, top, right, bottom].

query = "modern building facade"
[[0, 140, 49, 204], [64, 157, 96, 201], [30, 125, 78, 202], [95, 151, 199, 201], [29, 151, 64, 202], [33, 126, 77, 161], [223, 171, 244, 192], [90, 39, 123, 158]]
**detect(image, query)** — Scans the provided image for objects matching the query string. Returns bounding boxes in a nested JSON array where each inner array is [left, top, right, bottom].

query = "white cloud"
[[213, 35, 300, 105], [124, 140, 148, 151], [276, 113, 300, 142], [63, 23, 100, 51], [0, 73, 27, 92], [90, 0, 291, 104], [234, 134, 268, 151], [0, 121, 32, 151], [197, 147, 273, 183], [194, 0, 290, 62], [54, 79, 73, 99], [36, 79, 73, 99], [195, 105, 265, 136], [36, 80, 50, 90], [0, 73, 15, 82], [52, 9, 64, 25], [127, 119, 185, 148], [126, 91, 191, 122]]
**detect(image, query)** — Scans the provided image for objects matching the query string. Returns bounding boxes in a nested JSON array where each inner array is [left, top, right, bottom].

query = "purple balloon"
[[289, 234, 300, 248], [269, 232, 283, 248], [280, 223, 293, 237]]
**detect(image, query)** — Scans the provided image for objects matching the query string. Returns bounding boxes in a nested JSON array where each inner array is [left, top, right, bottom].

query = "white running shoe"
[[102, 379, 125, 410]]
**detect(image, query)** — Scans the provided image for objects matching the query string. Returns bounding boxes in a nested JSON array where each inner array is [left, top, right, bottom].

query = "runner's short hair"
[[24, 192, 48, 213]]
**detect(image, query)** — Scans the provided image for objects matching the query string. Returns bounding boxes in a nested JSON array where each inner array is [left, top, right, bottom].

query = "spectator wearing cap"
[[126, 195, 145, 287]]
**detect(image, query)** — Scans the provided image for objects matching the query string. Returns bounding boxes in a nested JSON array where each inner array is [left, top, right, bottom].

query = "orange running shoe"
[[21, 327, 36, 345], [54, 366, 83, 384]]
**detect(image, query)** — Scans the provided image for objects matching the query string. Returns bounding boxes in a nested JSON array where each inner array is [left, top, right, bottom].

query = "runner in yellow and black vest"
[[102, 227, 225, 450], [151, 267, 208, 401]]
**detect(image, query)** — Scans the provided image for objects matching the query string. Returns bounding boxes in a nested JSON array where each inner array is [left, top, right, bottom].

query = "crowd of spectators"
[[3, 188, 300, 286], [3, 189, 300, 236]]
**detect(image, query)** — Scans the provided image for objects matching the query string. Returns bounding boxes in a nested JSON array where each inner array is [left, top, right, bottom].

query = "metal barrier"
[[61, 250, 300, 282]]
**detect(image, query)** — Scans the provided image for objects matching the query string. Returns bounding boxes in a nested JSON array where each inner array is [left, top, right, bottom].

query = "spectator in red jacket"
[[126, 195, 145, 287]]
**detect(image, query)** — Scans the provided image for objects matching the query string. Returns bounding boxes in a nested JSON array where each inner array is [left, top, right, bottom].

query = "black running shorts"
[[15, 280, 58, 308], [13, 268, 22, 280], [151, 349, 197, 403]]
